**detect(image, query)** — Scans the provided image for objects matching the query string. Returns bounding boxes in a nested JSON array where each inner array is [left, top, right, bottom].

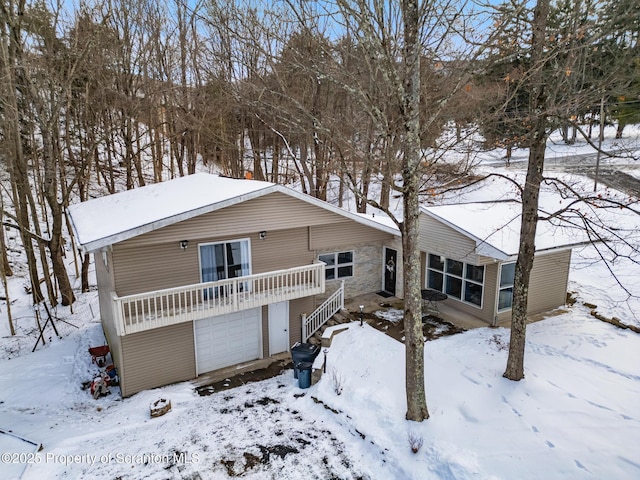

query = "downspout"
[[492, 260, 502, 327]]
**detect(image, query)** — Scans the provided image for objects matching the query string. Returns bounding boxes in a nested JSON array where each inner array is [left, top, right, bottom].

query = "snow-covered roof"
[[67, 173, 399, 252], [421, 201, 591, 260]]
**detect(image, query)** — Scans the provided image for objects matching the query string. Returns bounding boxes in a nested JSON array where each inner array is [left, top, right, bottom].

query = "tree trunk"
[[0, 4, 45, 305], [503, 135, 545, 380], [504, 0, 550, 381], [357, 162, 371, 214], [401, 0, 429, 422], [81, 253, 91, 293], [0, 191, 12, 277], [0, 191, 15, 335], [379, 136, 395, 211]]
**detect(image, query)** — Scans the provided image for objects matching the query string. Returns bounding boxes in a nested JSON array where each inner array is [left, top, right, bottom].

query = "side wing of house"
[[419, 213, 498, 323], [101, 191, 397, 397], [420, 212, 573, 325], [493, 249, 572, 324]]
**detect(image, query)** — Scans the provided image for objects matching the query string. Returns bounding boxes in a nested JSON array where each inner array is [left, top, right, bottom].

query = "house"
[[419, 201, 590, 326], [67, 173, 402, 397]]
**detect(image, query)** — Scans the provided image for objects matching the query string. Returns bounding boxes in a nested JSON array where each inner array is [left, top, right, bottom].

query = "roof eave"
[[75, 184, 278, 252], [74, 183, 400, 253], [421, 207, 509, 261]]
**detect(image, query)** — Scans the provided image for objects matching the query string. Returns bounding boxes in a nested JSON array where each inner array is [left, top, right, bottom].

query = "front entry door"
[[383, 247, 397, 296], [268, 301, 289, 355]]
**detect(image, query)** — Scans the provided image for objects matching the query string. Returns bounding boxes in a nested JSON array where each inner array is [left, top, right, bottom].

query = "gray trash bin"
[[297, 362, 313, 389], [291, 342, 320, 379]]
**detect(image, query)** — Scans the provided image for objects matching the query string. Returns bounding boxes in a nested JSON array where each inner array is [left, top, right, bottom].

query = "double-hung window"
[[427, 253, 484, 308], [319, 251, 353, 281], [199, 239, 251, 297], [498, 262, 516, 311]]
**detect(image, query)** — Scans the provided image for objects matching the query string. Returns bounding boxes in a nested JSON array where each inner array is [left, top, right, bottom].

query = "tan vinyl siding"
[[112, 242, 200, 296], [290, 296, 314, 345], [419, 214, 494, 266], [117, 192, 352, 249], [309, 222, 394, 250], [120, 322, 195, 397], [112, 227, 314, 297], [527, 250, 571, 314], [251, 227, 314, 273], [94, 249, 124, 378], [495, 250, 572, 323], [495, 309, 511, 324], [110, 191, 397, 298]]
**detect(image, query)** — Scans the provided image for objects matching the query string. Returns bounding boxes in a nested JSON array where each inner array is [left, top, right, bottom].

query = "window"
[[498, 262, 516, 311], [319, 251, 353, 280], [427, 253, 484, 308], [199, 239, 251, 297]]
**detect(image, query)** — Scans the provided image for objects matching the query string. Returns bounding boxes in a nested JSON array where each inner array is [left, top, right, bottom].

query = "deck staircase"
[[301, 280, 346, 342], [306, 310, 353, 346]]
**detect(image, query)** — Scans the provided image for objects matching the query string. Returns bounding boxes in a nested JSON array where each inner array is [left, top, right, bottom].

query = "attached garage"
[[194, 308, 262, 374]]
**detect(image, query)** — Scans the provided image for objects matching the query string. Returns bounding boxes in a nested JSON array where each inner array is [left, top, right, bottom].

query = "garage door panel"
[[195, 308, 261, 374]]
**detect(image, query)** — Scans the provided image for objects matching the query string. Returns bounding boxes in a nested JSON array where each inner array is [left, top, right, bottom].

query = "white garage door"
[[194, 308, 261, 375]]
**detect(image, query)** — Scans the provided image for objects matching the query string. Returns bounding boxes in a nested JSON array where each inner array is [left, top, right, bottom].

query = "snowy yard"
[[0, 291, 639, 479]]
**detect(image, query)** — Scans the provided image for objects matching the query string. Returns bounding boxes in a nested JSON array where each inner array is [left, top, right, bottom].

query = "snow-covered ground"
[[0, 301, 638, 479], [1, 126, 639, 479]]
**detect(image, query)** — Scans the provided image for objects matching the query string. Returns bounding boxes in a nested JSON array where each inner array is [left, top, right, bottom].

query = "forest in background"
[[1, 0, 637, 306]]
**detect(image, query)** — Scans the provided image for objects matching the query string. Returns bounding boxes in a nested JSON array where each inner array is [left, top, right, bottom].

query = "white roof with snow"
[[421, 201, 591, 260], [67, 173, 399, 252]]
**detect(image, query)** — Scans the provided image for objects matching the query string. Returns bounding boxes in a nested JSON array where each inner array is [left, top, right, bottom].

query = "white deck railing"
[[302, 280, 345, 341], [113, 263, 325, 336]]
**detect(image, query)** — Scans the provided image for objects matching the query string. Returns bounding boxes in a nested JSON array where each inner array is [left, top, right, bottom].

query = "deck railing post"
[[112, 292, 125, 336]]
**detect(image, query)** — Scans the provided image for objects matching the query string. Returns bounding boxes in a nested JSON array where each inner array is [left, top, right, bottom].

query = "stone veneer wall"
[[318, 241, 385, 301]]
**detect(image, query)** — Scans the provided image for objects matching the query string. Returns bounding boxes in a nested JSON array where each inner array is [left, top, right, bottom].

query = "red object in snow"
[[90, 371, 110, 399], [88, 345, 110, 366]]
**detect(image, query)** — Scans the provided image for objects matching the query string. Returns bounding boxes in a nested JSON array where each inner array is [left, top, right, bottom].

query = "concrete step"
[[332, 311, 350, 324]]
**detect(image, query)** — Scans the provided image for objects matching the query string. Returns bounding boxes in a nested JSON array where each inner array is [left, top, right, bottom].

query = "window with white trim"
[[498, 262, 516, 311], [427, 253, 484, 307], [319, 251, 354, 280], [199, 239, 251, 298]]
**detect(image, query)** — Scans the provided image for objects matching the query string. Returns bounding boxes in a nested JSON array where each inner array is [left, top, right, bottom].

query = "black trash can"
[[297, 362, 313, 389], [291, 342, 320, 379]]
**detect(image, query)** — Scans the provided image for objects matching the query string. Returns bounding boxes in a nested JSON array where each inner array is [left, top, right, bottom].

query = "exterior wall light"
[[180, 240, 188, 250], [259, 231, 267, 240]]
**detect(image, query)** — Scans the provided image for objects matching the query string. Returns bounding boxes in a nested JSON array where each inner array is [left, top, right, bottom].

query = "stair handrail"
[[302, 280, 345, 341]]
